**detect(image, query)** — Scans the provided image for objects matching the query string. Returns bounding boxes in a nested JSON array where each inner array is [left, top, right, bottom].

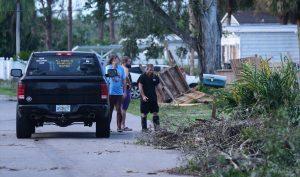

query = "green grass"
[[0, 87, 16, 97], [127, 99, 212, 130], [127, 99, 141, 116], [0, 80, 17, 97]]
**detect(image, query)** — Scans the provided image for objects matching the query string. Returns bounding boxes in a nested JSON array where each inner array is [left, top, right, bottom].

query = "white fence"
[[0, 58, 27, 80]]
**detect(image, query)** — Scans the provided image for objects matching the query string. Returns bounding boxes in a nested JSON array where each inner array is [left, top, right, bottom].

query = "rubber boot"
[[153, 116, 160, 131], [141, 116, 147, 131]]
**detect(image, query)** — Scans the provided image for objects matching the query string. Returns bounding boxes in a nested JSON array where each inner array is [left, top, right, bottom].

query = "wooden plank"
[[157, 74, 178, 103], [159, 71, 179, 96], [166, 69, 182, 96], [174, 91, 207, 104], [168, 50, 176, 66], [171, 66, 190, 93]]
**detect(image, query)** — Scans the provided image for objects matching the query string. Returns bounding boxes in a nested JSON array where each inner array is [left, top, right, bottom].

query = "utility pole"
[[16, 0, 20, 56], [67, 0, 73, 50]]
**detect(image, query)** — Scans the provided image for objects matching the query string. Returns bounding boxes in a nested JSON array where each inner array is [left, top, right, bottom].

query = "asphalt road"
[[0, 99, 185, 177]]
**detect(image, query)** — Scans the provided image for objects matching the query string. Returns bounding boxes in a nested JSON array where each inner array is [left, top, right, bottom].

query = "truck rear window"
[[27, 56, 101, 76]]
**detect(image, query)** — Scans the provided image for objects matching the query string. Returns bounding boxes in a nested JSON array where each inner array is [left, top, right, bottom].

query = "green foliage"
[[13, 51, 31, 61], [175, 46, 188, 58], [221, 168, 250, 177], [144, 42, 163, 59], [0, 0, 37, 56], [213, 58, 300, 177], [121, 38, 139, 60], [197, 83, 221, 95], [217, 59, 300, 119], [256, 0, 299, 24]]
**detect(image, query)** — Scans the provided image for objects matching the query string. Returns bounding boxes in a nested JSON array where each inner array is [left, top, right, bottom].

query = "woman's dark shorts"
[[140, 100, 159, 114]]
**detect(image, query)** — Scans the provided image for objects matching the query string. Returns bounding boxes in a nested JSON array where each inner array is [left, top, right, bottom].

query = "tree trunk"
[[99, 21, 104, 41], [45, 0, 53, 50], [108, 0, 115, 43], [297, 18, 300, 64], [67, 0, 72, 50], [189, 48, 195, 75], [97, 0, 106, 42], [227, 0, 233, 25], [175, 0, 181, 19], [188, 2, 195, 75], [145, 0, 221, 79], [167, 0, 172, 14], [191, 0, 222, 77]]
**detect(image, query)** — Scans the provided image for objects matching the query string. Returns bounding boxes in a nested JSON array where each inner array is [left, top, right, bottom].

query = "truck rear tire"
[[95, 116, 110, 138], [16, 112, 34, 139]]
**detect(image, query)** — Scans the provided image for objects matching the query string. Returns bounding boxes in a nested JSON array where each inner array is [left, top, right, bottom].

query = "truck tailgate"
[[22, 76, 106, 104]]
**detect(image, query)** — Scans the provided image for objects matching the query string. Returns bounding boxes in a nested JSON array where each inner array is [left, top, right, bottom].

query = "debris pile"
[[156, 65, 211, 104], [138, 118, 264, 175]]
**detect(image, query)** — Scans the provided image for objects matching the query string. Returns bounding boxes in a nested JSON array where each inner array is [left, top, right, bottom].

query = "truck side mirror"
[[11, 69, 23, 78], [105, 69, 119, 77]]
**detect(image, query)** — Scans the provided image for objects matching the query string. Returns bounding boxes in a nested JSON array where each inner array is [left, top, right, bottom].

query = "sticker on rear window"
[[56, 59, 74, 68], [81, 58, 94, 65], [36, 58, 47, 64]]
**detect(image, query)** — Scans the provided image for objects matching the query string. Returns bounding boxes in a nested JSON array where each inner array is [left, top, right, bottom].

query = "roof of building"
[[231, 11, 280, 24]]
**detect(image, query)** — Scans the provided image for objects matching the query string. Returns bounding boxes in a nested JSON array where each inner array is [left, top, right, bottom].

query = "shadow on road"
[[31, 131, 138, 140]]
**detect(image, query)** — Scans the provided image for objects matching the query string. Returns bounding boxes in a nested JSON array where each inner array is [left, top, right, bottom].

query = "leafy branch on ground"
[[137, 58, 300, 177]]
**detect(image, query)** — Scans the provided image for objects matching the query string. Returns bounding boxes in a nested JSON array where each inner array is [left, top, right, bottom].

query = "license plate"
[[56, 105, 71, 112]]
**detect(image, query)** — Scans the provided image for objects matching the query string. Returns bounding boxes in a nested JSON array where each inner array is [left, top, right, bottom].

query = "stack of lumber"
[[156, 65, 210, 104]]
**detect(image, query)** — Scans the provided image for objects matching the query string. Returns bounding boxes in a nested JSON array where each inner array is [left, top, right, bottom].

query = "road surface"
[[0, 98, 185, 177]]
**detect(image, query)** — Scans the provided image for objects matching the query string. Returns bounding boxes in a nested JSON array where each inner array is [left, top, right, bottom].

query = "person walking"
[[106, 55, 126, 132], [137, 64, 160, 131], [121, 56, 133, 131]]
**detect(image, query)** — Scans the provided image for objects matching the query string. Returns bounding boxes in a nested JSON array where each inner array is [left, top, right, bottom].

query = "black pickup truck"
[[11, 51, 111, 138]]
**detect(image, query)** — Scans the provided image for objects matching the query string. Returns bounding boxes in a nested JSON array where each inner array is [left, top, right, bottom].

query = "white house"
[[221, 11, 299, 64]]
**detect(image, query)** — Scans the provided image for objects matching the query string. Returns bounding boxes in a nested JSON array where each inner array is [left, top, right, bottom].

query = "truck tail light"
[[17, 82, 25, 100], [100, 84, 108, 100]]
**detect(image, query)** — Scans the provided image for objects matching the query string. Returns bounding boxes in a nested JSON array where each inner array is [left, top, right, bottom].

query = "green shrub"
[[13, 51, 32, 61], [217, 58, 300, 121], [215, 58, 300, 176]]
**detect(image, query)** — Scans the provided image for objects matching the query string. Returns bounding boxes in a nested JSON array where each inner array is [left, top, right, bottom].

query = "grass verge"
[[0, 88, 16, 97], [128, 99, 212, 131], [0, 80, 16, 97]]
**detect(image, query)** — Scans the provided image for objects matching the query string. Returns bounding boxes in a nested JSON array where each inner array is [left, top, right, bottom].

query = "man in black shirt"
[[137, 64, 160, 131]]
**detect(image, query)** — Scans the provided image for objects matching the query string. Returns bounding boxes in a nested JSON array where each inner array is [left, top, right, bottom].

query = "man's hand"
[[142, 95, 148, 102], [123, 92, 127, 99]]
